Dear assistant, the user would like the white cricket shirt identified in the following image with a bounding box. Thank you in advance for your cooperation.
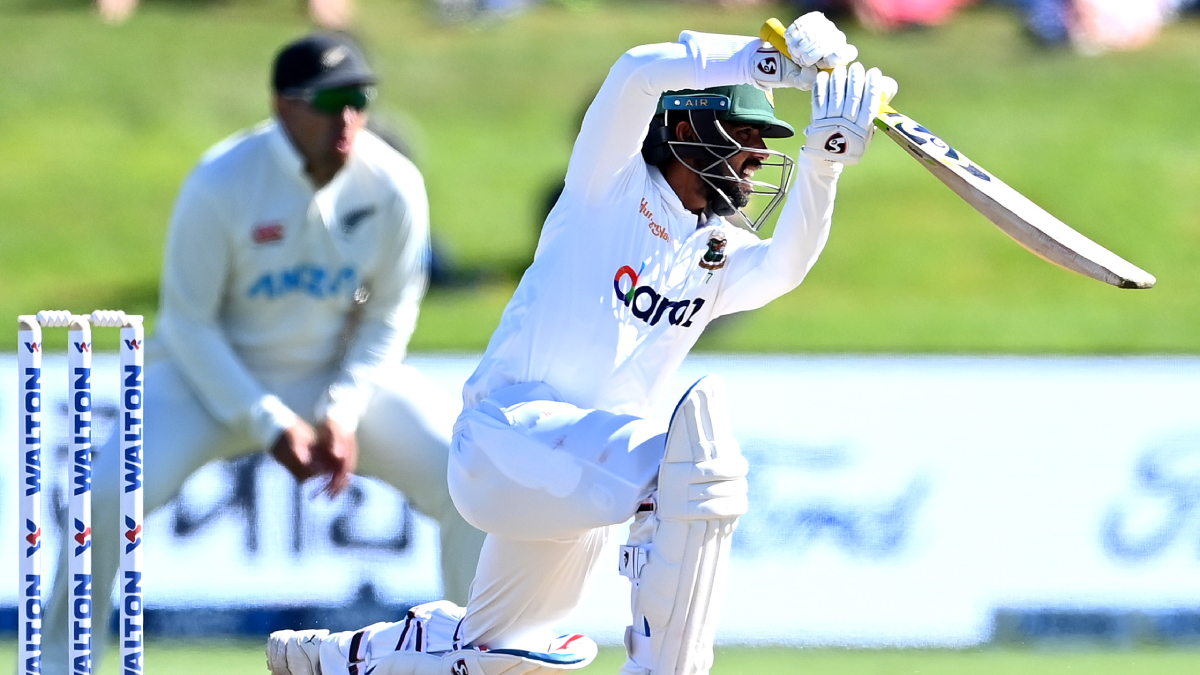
[463,32,844,417]
[157,120,430,444]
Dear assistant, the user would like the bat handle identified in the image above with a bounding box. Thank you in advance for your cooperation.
[759,17,790,52]
[759,18,898,115]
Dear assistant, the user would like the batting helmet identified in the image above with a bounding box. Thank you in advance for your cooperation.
[641,84,795,231]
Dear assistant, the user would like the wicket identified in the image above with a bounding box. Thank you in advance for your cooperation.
[16,310,145,675]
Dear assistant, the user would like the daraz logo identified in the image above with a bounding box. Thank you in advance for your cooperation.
[613,265,705,328]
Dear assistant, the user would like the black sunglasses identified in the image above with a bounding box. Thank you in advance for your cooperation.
[288,85,375,115]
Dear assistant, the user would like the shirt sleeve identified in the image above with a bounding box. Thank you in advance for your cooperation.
[710,153,844,316]
[314,173,430,432]
[156,172,299,447]
[564,31,764,204]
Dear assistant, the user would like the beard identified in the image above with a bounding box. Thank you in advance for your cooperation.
[705,176,752,215]
[704,157,759,215]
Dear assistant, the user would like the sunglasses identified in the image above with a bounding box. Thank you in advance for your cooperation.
[290,85,375,115]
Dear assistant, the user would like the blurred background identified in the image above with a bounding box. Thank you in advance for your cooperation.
[2,0,1200,673]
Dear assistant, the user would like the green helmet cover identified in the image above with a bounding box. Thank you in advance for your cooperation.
[656,84,794,139]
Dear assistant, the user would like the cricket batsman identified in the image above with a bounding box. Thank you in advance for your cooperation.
[267,12,894,675]
[36,32,486,675]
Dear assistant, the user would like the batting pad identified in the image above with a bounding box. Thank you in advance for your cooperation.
[621,376,748,675]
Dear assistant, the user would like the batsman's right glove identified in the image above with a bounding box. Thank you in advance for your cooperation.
[803,62,898,165]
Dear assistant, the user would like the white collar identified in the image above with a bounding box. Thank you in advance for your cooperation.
[265,119,309,186]
[647,163,701,225]
[265,118,362,194]
[646,163,731,232]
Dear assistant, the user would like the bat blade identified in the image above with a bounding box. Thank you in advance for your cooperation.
[759,18,1155,289]
[874,110,1155,289]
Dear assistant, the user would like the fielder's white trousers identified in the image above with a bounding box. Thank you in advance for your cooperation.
[39,356,485,675]
[448,382,667,650]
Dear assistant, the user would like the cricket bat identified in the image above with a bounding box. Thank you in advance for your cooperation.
[761,18,1156,289]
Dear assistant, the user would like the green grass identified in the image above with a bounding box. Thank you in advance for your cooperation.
[1,1,1198,352]
[4,641,1200,674]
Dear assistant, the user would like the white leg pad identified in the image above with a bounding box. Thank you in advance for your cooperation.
[621,376,748,675]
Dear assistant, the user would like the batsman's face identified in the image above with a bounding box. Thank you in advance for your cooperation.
[274,94,368,184]
[715,122,769,205]
[722,123,769,182]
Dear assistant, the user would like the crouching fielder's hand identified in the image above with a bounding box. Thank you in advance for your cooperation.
[312,418,358,498]
[803,63,898,165]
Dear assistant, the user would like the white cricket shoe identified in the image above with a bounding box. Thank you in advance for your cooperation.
[267,629,329,675]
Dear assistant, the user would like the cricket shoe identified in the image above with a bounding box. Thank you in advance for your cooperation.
[267,629,329,675]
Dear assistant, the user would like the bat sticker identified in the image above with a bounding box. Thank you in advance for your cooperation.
[887,115,993,182]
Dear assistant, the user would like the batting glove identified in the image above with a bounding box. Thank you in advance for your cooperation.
[749,46,818,91]
[803,63,898,165]
[785,12,859,72]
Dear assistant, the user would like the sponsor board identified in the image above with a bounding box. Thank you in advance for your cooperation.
[2,355,1200,646]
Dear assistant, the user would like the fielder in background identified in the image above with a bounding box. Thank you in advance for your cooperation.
[38,32,486,675]
[268,12,893,675]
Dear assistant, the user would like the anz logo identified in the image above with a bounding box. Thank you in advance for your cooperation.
[248,264,358,300]
[613,265,705,328]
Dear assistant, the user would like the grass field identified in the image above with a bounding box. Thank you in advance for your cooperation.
[4,641,1200,675]
[1,0,1197,353]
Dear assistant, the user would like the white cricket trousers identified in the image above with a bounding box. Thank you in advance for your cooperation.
[448,382,667,650]
[39,355,486,675]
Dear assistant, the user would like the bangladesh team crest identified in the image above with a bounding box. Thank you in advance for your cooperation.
[698,234,727,270]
